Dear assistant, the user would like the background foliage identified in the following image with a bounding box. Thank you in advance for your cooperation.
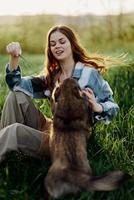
[0,13,134,200]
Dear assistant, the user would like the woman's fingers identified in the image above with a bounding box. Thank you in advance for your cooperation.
[83,90,93,101]
[82,88,102,112]
[84,87,93,94]
[6,42,22,57]
[83,88,94,98]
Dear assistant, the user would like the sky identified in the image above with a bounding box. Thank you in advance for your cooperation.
[0,0,134,16]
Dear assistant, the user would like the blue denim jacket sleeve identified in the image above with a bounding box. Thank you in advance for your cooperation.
[5,64,48,98]
[73,63,119,123]
[87,68,119,123]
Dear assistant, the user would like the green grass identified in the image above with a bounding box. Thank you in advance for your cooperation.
[0,54,134,200]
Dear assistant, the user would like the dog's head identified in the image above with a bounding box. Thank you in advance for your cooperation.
[51,78,92,131]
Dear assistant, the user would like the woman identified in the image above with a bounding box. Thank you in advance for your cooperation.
[0,25,119,162]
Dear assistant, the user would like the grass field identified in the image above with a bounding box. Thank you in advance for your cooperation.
[0,54,134,200]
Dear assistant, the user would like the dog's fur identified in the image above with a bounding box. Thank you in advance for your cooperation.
[44,78,131,199]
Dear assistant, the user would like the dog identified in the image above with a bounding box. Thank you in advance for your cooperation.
[44,78,131,199]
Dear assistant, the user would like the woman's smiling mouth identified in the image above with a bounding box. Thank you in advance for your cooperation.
[55,50,64,55]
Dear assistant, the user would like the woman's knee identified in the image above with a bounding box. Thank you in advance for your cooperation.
[6,91,16,103]
[6,122,22,131]
[5,123,27,138]
[6,91,31,105]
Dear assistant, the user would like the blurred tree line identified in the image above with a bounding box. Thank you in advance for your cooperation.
[0,13,134,54]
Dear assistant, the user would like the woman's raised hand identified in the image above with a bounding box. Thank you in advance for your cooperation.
[6,42,22,57]
[6,42,22,70]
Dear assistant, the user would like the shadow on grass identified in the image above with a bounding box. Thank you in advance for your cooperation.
[0,152,50,200]
[0,133,133,200]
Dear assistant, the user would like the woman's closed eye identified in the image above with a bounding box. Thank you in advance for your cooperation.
[50,39,66,47]
[59,39,66,44]
[50,41,56,47]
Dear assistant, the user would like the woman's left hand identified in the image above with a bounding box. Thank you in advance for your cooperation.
[82,88,103,113]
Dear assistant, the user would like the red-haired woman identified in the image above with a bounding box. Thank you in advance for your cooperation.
[0,25,119,162]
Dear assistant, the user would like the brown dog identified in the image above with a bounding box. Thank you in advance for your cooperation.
[44,78,131,199]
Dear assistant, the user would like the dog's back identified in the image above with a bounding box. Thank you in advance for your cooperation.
[45,78,131,199]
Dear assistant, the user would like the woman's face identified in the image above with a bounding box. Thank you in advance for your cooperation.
[49,31,73,61]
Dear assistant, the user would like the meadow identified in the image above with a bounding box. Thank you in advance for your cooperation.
[0,13,134,200]
[0,51,133,200]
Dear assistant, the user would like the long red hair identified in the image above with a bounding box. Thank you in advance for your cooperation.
[44,25,107,90]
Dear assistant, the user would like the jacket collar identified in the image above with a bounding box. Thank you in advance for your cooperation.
[73,62,85,78]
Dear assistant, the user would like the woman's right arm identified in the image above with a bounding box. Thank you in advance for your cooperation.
[6,42,21,70]
[6,42,49,99]
[6,42,23,89]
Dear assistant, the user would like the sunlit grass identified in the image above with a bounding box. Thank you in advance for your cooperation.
[0,54,134,200]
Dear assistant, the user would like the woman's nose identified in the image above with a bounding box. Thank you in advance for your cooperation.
[55,42,61,48]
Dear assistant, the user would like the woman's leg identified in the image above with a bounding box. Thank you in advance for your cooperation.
[0,122,50,163]
[0,91,46,130]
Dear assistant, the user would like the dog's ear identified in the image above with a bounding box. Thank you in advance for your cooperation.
[51,86,61,114]
[52,86,61,103]
[73,85,82,99]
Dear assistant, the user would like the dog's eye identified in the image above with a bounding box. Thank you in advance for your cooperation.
[73,85,81,92]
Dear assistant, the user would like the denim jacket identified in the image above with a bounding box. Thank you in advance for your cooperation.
[5,62,119,124]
